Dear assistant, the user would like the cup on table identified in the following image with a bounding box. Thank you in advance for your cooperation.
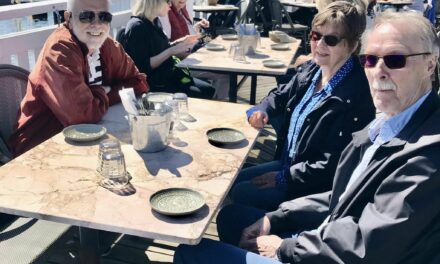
[164,99,180,138]
[173,93,193,122]
[228,42,240,58]
[97,139,129,189]
[233,45,247,63]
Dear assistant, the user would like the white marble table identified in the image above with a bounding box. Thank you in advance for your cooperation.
[178,37,301,104]
[0,99,259,261]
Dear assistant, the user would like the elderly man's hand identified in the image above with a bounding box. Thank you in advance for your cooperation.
[239,216,271,251]
[255,235,283,259]
[251,171,278,189]
[249,111,268,129]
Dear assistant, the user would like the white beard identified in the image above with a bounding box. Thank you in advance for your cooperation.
[71,21,109,52]
[372,79,397,91]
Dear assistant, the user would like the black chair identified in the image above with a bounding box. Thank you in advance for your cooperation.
[268,0,309,53]
[0,64,29,164]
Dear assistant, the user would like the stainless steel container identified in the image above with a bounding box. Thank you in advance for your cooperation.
[129,105,172,153]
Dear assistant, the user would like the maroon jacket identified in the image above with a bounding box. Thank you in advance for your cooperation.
[9,23,149,156]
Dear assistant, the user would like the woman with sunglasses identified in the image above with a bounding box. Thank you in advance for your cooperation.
[227,1,376,211]
[120,0,215,99]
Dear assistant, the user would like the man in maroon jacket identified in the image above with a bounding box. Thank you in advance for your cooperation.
[9,0,149,156]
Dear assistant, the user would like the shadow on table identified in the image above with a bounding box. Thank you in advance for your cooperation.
[151,204,210,223]
[138,146,193,178]
[208,139,249,149]
[247,53,270,59]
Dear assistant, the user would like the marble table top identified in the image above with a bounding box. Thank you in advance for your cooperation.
[178,37,301,76]
[0,98,259,245]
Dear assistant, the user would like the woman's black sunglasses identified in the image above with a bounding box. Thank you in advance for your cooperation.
[309,31,343,47]
[359,53,431,69]
[78,11,113,24]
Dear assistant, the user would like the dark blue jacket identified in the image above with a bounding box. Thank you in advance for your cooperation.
[253,58,375,199]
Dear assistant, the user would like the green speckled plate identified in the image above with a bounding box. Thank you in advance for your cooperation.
[205,43,225,51]
[63,124,107,142]
[263,59,285,68]
[221,34,238,40]
[150,188,205,216]
[206,128,245,145]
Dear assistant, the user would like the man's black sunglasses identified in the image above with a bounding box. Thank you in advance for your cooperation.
[78,11,113,24]
[359,53,431,69]
[309,31,344,47]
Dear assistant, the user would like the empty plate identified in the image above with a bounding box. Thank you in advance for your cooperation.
[63,124,107,142]
[271,43,290,51]
[221,34,238,40]
[206,128,245,145]
[263,59,285,68]
[150,188,205,216]
[205,43,225,51]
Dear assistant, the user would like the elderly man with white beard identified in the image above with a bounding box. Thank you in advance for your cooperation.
[173,11,440,264]
[8,0,149,157]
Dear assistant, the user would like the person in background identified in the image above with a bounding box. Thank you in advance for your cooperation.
[8,0,149,157]
[159,0,231,100]
[159,0,208,41]
[120,0,215,99]
[174,11,440,264]
[228,1,375,211]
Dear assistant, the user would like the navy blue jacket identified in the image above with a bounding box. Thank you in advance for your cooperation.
[254,58,375,199]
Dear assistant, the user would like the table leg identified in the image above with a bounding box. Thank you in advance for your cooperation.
[79,227,101,264]
[229,73,238,103]
[250,75,257,105]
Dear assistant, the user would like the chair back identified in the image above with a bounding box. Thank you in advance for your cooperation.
[0,64,29,162]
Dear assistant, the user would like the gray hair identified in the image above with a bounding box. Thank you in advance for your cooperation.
[67,0,111,12]
[132,0,164,20]
[361,12,439,57]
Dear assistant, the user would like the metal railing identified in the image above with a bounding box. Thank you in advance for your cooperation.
[0,0,131,70]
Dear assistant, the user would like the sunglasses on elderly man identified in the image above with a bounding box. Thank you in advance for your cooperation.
[359,53,431,69]
[77,11,113,24]
[309,31,344,47]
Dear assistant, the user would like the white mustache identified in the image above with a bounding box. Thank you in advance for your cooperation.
[372,79,397,91]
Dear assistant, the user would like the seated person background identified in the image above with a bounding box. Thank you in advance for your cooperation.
[158,0,231,100]
[8,0,149,157]
[120,0,215,99]
[230,1,375,211]
[174,11,440,264]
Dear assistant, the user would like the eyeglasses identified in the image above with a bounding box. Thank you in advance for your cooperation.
[77,11,113,24]
[309,31,344,47]
[359,53,431,69]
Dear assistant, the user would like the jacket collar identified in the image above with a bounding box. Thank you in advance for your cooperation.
[295,56,366,104]
[352,89,440,148]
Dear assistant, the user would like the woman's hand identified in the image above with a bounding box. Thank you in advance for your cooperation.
[173,34,200,46]
[249,111,269,129]
[171,41,194,56]
[194,19,209,32]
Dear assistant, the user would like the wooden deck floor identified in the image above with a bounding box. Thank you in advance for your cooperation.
[3,76,278,264]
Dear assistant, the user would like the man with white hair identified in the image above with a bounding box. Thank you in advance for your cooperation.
[9,0,149,156]
[173,11,440,264]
